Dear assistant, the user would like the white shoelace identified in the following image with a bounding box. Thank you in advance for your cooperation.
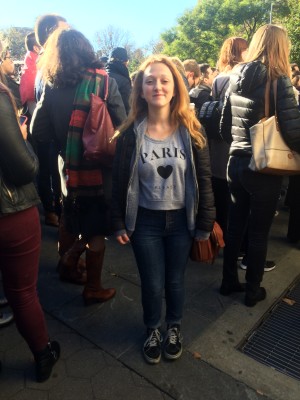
[146,329,161,347]
[167,328,179,344]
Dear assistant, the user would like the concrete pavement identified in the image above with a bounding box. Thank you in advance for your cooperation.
[0,199,299,400]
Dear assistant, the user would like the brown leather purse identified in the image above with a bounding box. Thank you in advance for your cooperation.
[190,221,225,264]
[82,73,116,168]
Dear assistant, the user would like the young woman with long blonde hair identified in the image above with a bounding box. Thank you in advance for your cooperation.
[219,25,300,306]
[111,55,215,364]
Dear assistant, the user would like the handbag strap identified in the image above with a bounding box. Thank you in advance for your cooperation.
[95,74,109,102]
[264,78,278,118]
[264,79,271,117]
[214,78,228,101]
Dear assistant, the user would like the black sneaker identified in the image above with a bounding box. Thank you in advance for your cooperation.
[164,325,183,360]
[143,328,162,364]
[240,260,276,272]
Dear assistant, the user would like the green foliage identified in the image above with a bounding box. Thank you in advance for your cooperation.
[0,27,31,61]
[284,0,300,66]
[161,0,292,66]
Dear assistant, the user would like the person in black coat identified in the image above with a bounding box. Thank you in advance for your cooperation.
[189,63,214,118]
[106,47,131,114]
[219,24,300,307]
[31,29,126,304]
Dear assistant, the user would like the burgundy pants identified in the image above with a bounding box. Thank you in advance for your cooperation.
[0,206,48,353]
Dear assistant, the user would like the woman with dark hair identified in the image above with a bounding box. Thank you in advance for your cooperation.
[0,42,60,382]
[111,55,215,364]
[31,28,126,305]
[219,25,300,306]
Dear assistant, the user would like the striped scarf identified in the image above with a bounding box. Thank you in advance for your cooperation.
[65,68,107,197]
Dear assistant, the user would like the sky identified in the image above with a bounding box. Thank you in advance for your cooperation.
[1,0,197,49]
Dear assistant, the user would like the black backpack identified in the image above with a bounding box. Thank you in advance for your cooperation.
[199,78,229,140]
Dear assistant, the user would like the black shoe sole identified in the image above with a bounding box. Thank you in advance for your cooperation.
[143,352,161,364]
[164,347,183,360]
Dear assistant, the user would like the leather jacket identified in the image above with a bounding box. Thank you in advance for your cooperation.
[0,89,40,215]
[220,61,300,157]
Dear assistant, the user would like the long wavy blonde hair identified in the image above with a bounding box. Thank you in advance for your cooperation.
[118,54,206,148]
[245,24,291,80]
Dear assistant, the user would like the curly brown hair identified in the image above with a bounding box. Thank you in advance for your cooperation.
[37,29,103,88]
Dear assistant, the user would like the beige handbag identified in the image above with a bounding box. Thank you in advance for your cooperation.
[249,79,300,175]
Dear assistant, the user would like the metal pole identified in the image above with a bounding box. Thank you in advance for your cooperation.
[270,2,273,24]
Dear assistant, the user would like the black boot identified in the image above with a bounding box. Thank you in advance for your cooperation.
[245,283,266,307]
[34,341,60,382]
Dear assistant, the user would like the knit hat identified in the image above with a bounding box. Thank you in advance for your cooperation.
[110,47,129,62]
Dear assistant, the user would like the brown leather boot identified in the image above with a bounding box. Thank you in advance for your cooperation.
[45,212,59,227]
[58,238,87,285]
[82,248,116,306]
[57,217,77,257]
[57,216,86,284]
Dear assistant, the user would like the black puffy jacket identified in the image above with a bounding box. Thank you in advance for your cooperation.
[0,90,40,215]
[220,61,300,156]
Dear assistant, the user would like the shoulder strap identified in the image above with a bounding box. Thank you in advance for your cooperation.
[215,78,229,101]
[103,75,109,101]
[273,79,277,114]
[264,79,271,118]
[94,70,109,101]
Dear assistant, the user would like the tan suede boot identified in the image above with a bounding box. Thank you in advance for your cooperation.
[82,248,116,306]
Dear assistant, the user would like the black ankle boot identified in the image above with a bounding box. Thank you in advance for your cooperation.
[34,341,60,382]
[245,284,266,307]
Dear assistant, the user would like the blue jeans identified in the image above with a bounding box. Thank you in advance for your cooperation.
[131,207,192,329]
[223,156,283,286]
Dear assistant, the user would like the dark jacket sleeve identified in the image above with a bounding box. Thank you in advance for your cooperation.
[107,78,127,128]
[0,92,38,185]
[193,140,216,232]
[30,86,54,144]
[116,78,131,115]
[276,76,300,153]
[220,93,233,144]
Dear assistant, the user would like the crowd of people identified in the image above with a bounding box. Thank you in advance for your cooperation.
[1,13,300,379]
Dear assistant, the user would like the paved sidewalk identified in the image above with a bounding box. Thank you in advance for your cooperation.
[0,203,299,400]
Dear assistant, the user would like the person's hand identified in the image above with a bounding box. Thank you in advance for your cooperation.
[20,123,28,140]
[116,233,130,245]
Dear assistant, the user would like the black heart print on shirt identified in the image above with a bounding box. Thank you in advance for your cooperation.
[157,165,173,179]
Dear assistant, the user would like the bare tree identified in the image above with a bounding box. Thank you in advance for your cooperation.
[94,25,133,58]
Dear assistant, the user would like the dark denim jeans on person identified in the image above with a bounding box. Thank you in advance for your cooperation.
[131,207,193,330]
[223,156,283,287]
